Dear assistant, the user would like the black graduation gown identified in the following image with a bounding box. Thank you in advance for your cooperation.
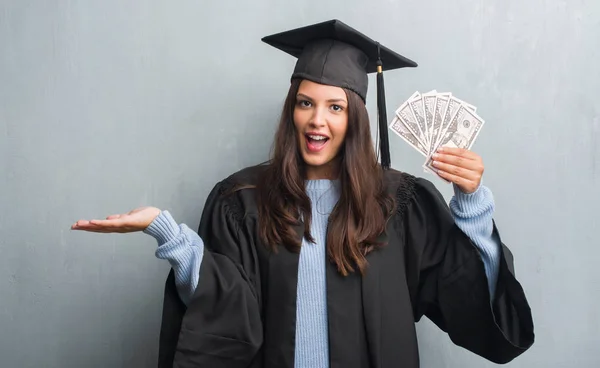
[156,164,534,368]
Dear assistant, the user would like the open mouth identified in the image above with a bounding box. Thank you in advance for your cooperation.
[305,134,330,152]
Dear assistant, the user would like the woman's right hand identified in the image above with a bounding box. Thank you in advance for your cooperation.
[71,206,161,233]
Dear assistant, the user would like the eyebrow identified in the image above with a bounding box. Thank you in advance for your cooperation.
[296,93,347,104]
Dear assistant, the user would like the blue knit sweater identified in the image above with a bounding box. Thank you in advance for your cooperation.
[144,180,500,368]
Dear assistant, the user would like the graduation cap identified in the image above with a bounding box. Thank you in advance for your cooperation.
[262,19,418,169]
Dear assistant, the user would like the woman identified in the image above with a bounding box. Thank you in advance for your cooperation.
[73,20,533,368]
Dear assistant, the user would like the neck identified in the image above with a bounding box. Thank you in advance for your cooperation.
[305,162,340,180]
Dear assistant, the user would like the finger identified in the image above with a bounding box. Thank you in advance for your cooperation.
[74,219,117,226]
[436,169,478,189]
[437,147,479,160]
[72,220,94,228]
[71,221,130,233]
[106,214,122,220]
[432,153,482,172]
[432,160,480,181]
[73,227,118,233]
[89,218,126,228]
[71,221,111,232]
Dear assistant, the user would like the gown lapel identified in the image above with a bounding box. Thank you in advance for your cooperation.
[360,246,383,368]
[325,221,371,368]
[261,222,302,367]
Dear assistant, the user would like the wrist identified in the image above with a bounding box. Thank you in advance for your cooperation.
[143,210,181,245]
[453,181,483,199]
[451,183,493,217]
[145,207,162,229]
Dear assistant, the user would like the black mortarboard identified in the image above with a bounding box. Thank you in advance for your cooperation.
[262,19,418,169]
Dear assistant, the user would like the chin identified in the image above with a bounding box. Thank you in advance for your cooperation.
[304,158,331,168]
[300,149,333,166]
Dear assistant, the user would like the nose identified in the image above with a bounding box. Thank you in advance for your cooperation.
[309,106,326,128]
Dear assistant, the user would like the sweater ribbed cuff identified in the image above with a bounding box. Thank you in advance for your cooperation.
[143,210,181,246]
[450,183,493,218]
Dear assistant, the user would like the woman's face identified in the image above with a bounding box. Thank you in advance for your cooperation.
[293,80,349,179]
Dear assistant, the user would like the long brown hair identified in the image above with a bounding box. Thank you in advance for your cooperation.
[256,78,395,276]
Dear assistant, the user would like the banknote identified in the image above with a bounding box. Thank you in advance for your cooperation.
[431,93,450,153]
[422,93,436,148]
[408,95,429,148]
[423,104,485,173]
[388,90,485,182]
[395,93,427,147]
[388,116,428,157]
[435,97,461,150]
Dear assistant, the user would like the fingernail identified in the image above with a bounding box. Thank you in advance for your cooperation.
[432,160,438,166]
[437,147,445,152]
[432,153,439,159]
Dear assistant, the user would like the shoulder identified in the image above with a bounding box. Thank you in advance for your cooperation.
[382,168,440,200]
[204,163,267,219]
[382,168,417,198]
[214,163,269,194]
[382,168,447,218]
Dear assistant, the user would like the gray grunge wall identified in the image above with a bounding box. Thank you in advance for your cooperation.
[1,1,598,367]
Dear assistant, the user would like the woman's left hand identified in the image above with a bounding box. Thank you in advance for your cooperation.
[431,147,484,194]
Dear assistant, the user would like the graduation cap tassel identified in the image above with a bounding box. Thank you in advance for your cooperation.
[376,43,391,170]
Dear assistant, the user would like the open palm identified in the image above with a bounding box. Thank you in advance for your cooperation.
[71,206,161,233]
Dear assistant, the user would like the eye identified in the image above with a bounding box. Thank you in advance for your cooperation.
[297,100,312,108]
[331,104,344,112]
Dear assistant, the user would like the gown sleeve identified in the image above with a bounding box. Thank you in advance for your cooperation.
[157,179,263,368]
[403,177,534,364]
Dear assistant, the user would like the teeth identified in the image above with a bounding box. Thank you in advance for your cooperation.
[308,135,327,141]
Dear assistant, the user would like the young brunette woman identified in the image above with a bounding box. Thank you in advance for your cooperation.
[73,20,533,368]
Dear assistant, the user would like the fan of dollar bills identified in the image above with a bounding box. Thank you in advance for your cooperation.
[388,90,485,180]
